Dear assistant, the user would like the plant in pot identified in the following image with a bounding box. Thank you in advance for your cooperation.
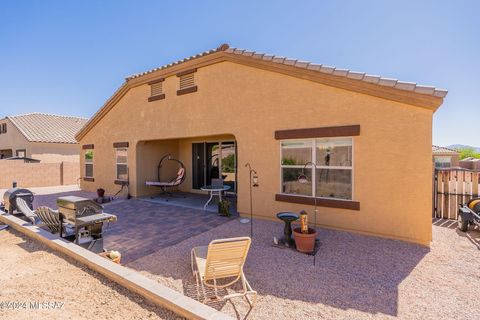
[293,210,317,253]
[218,199,231,217]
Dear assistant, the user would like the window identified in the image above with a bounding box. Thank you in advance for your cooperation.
[148,78,165,101]
[84,149,94,178]
[434,156,452,168]
[281,137,353,200]
[115,148,128,180]
[16,149,26,158]
[0,123,6,134]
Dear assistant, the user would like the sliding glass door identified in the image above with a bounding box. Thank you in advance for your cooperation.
[192,141,236,192]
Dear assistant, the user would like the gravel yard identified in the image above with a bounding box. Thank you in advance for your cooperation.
[128,218,480,320]
[2,185,480,320]
[0,229,182,320]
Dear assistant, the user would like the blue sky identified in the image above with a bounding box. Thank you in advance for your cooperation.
[0,1,478,146]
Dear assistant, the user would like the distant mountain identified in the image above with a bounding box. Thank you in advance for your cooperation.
[448,144,480,152]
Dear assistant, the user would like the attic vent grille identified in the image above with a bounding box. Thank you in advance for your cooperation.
[151,82,163,96]
[179,73,195,90]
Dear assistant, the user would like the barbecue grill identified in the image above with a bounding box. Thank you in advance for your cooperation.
[3,187,34,214]
[57,196,117,253]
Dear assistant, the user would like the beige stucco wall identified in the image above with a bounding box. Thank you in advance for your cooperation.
[79,61,434,245]
[0,119,28,158]
[29,142,80,163]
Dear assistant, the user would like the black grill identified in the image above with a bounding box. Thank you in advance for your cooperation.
[3,188,34,214]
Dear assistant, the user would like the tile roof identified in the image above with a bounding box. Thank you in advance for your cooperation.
[432,145,458,154]
[126,44,448,98]
[6,113,88,144]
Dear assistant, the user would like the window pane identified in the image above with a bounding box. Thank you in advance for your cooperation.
[221,142,236,191]
[116,148,127,164]
[316,169,352,200]
[85,150,93,163]
[281,140,312,165]
[85,163,93,177]
[282,168,312,196]
[316,138,352,167]
[117,164,128,180]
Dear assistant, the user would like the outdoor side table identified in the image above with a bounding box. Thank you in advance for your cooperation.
[276,212,299,247]
[200,185,231,210]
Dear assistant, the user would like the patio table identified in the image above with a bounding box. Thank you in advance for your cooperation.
[200,185,231,210]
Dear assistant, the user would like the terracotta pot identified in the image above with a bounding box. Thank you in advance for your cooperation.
[293,227,317,253]
[97,188,105,198]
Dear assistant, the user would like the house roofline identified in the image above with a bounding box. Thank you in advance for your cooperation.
[76,44,447,141]
[4,113,86,144]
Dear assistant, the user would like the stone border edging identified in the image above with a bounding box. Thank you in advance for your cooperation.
[0,212,232,320]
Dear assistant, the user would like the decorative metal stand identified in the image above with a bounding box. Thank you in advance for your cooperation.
[244,163,259,239]
[297,161,320,266]
[272,161,322,266]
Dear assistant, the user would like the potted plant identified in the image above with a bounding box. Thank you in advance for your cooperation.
[218,199,231,217]
[293,210,317,253]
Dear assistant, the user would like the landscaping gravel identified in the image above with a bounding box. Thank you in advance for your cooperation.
[0,229,182,320]
[129,218,480,320]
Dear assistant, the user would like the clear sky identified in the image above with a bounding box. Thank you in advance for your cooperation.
[0,0,478,146]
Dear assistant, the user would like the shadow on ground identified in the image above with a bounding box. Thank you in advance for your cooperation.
[129,217,429,317]
[31,190,430,318]
[433,217,480,249]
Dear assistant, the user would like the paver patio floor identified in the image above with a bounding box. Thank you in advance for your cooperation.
[33,191,237,264]
[102,199,236,264]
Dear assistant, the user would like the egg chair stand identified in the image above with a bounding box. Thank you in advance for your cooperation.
[145,154,186,198]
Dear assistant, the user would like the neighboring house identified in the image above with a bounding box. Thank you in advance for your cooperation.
[432,145,460,168]
[76,44,447,246]
[0,113,88,163]
[459,157,480,170]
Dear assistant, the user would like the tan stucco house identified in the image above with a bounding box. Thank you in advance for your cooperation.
[432,145,460,168]
[0,113,87,162]
[76,44,447,246]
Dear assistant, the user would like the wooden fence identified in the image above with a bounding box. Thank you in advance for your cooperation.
[433,168,480,219]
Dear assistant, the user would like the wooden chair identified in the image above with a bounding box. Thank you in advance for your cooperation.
[191,237,256,306]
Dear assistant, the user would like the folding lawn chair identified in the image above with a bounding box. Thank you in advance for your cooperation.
[191,237,256,306]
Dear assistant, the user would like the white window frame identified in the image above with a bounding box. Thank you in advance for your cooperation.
[280,137,354,201]
[115,147,128,181]
[84,149,94,178]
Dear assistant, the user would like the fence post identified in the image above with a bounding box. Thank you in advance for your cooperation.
[60,162,64,186]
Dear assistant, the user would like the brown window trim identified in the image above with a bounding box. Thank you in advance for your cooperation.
[177,86,198,96]
[114,180,129,186]
[113,142,129,148]
[147,78,165,85]
[82,144,94,150]
[275,194,360,211]
[275,125,360,140]
[83,177,95,182]
[176,68,197,77]
[148,94,165,102]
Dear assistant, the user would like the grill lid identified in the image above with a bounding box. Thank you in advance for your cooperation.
[57,196,103,211]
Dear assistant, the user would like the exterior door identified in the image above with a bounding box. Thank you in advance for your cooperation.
[192,143,205,189]
[191,141,236,192]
